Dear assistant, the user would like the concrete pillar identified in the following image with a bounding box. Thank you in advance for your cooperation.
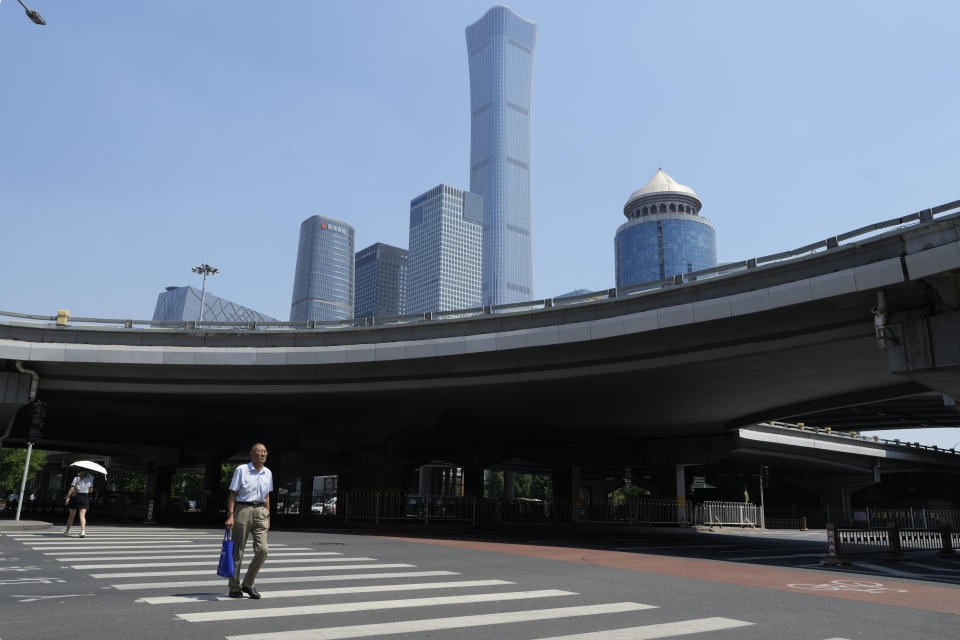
[676,464,688,524]
[144,464,175,523]
[418,465,433,496]
[463,465,483,499]
[298,475,313,519]
[503,470,516,500]
[552,466,581,523]
[200,458,222,516]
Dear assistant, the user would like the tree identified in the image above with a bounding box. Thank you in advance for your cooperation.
[0,447,47,494]
[170,472,204,499]
[483,470,503,497]
[107,470,146,493]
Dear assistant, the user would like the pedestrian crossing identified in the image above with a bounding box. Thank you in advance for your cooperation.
[5,527,758,639]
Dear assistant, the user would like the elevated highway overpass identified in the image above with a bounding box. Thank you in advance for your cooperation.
[1,200,959,497]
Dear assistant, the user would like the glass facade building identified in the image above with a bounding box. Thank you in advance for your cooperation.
[289,215,356,321]
[354,242,408,319]
[615,169,717,288]
[152,286,277,323]
[407,184,483,314]
[466,6,537,306]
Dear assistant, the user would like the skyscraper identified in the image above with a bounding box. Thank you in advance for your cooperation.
[289,215,356,322]
[407,184,483,314]
[466,5,537,306]
[615,169,717,288]
[152,286,277,323]
[354,242,408,319]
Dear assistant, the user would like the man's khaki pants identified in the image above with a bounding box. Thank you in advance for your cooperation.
[229,504,269,590]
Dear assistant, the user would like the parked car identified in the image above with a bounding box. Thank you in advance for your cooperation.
[324,496,337,515]
[311,502,324,513]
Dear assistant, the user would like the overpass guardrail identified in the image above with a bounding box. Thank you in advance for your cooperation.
[2,199,958,333]
[754,421,960,457]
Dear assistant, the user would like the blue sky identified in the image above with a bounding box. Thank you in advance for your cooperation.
[2,2,958,444]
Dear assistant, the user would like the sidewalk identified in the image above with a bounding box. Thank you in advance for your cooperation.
[0,518,53,531]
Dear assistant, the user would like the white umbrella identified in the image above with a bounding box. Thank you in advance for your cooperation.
[69,460,108,476]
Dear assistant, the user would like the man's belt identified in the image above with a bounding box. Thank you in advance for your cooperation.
[237,501,265,506]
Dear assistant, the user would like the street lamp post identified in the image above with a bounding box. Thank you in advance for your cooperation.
[191,264,219,322]
[15,0,47,25]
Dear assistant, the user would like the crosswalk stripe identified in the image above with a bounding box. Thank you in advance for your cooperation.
[29,543,293,551]
[136,579,515,604]
[110,570,458,590]
[71,557,360,569]
[54,551,335,562]
[92,563,412,579]
[529,617,754,639]
[224,602,657,640]
[45,547,310,556]
[27,544,225,550]
[177,589,576,622]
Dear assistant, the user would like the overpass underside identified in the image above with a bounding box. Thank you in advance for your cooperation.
[2,207,959,494]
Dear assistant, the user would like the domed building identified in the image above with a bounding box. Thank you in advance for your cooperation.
[614,169,717,288]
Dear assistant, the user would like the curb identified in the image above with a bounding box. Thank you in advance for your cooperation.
[0,520,53,532]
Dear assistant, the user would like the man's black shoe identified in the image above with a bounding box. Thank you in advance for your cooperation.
[241,586,261,599]
[228,590,242,598]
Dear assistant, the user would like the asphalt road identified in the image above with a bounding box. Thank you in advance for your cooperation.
[0,524,957,639]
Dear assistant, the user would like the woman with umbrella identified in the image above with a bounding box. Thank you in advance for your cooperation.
[64,461,106,537]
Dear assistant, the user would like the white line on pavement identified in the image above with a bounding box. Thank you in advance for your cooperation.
[727,553,823,561]
[852,562,929,579]
[178,589,577,622]
[530,617,755,639]
[54,551,333,562]
[224,603,657,640]
[44,546,306,556]
[136,579,515,604]
[110,570,458,590]
[71,557,360,569]
[92,563,411,579]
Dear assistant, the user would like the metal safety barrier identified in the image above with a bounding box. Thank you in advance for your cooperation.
[822,522,958,565]
[693,501,760,527]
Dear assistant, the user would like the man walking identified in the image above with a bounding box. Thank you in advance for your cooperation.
[225,443,272,599]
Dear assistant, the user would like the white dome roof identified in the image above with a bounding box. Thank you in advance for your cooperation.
[626,169,700,206]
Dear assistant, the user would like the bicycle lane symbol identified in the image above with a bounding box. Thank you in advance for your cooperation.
[788,579,908,594]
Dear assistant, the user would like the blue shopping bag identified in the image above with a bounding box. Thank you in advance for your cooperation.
[216,527,234,578]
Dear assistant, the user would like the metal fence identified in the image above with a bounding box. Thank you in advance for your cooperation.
[332,493,760,527]
[693,501,760,527]
[826,523,959,562]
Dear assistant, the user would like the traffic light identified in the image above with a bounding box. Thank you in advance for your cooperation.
[27,401,46,442]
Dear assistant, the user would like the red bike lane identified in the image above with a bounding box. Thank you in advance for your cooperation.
[385,536,960,615]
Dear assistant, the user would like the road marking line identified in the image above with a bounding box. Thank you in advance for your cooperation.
[728,553,823,560]
[136,579,514,604]
[27,544,225,550]
[93,563,412,579]
[901,562,960,573]
[224,602,657,640]
[71,557,361,569]
[178,589,574,622]
[110,570,458,590]
[44,546,309,556]
[530,616,755,639]
[54,551,332,562]
[852,562,927,579]
[29,543,291,551]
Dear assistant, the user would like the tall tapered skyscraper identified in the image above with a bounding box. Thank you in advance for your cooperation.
[466,5,537,306]
[289,215,356,322]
